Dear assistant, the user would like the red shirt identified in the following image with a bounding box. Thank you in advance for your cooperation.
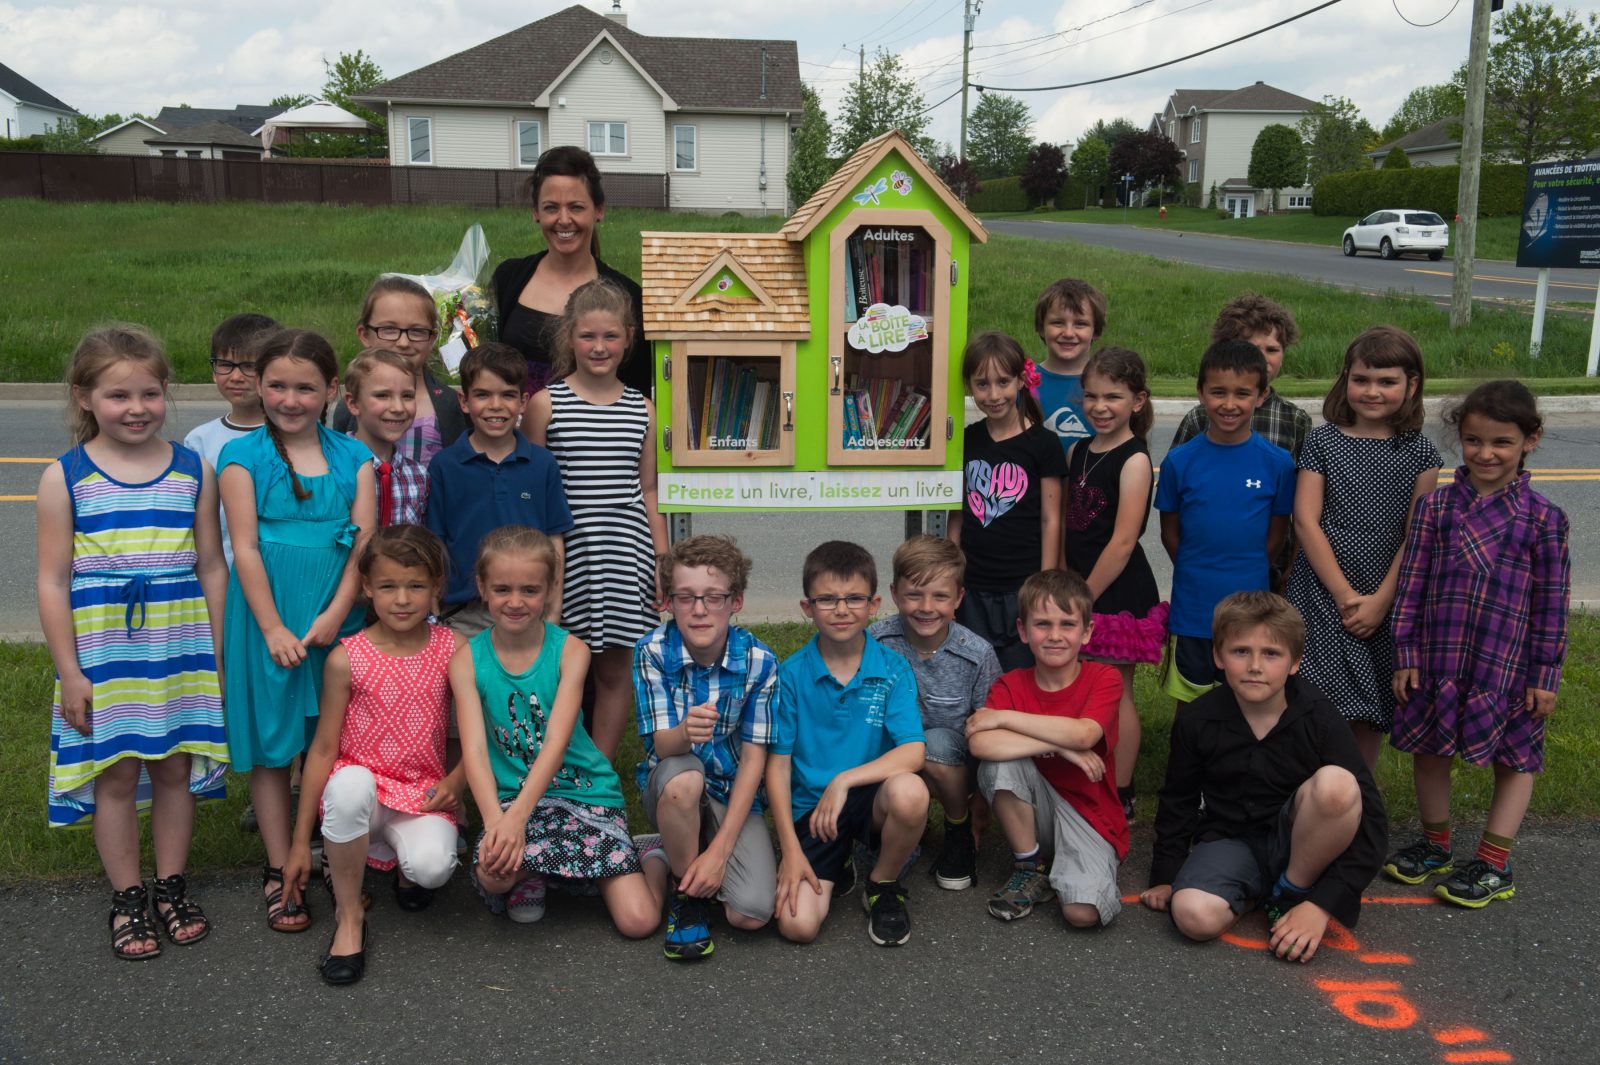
[987,663,1128,859]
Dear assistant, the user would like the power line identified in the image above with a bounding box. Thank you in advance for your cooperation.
[973,0,1347,93]
[971,0,1218,73]
[971,0,1163,52]
[1392,0,1463,28]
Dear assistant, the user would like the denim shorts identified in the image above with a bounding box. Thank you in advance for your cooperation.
[923,725,969,767]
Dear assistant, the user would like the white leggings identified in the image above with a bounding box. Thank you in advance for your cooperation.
[321,765,458,889]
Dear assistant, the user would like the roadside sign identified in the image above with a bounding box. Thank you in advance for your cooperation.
[1516,157,1600,374]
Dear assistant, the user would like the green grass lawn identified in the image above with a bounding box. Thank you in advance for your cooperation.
[2,198,1590,387]
[4,614,1595,883]
[991,204,1524,263]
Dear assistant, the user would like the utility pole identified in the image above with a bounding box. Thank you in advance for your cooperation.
[959,1,981,158]
[1451,0,1495,329]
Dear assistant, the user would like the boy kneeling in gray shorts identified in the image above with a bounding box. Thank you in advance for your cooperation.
[634,536,779,962]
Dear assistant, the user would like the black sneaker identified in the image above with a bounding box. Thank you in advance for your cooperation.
[1383,838,1454,885]
[1261,887,1308,927]
[932,820,976,891]
[663,891,715,961]
[1435,859,1515,909]
[831,853,857,898]
[863,879,911,946]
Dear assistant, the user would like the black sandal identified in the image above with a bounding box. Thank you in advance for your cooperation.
[150,873,210,945]
[109,883,162,961]
[320,851,373,910]
[262,863,311,933]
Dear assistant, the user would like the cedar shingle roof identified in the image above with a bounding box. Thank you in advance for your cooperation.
[641,233,809,337]
[0,61,76,114]
[354,5,801,112]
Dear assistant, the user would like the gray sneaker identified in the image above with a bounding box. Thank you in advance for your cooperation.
[987,859,1054,921]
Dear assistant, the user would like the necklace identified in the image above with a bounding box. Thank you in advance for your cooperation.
[1076,441,1117,489]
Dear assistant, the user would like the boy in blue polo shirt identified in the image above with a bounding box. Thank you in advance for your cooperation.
[635,535,779,962]
[769,541,928,947]
[426,342,574,635]
[1155,339,1296,710]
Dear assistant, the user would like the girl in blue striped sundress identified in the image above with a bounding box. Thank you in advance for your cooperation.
[525,279,666,760]
[38,326,230,961]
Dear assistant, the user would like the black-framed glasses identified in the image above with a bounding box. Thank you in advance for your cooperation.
[367,325,439,342]
[806,594,872,611]
[209,358,257,376]
[669,591,734,610]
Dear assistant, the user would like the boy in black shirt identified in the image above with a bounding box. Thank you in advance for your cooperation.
[1141,592,1386,962]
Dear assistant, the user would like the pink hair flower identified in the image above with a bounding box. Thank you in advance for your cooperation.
[1022,359,1042,398]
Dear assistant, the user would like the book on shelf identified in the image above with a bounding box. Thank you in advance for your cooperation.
[840,372,931,449]
[686,358,781,451]
[843,228,934,314]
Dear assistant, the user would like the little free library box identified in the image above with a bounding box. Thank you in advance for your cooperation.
[642,130,988,513]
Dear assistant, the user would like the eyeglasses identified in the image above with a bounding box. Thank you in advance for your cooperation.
[806,594,873,611]
[366,325,439,343]
[209,358,257,376]
[668,591,734,610]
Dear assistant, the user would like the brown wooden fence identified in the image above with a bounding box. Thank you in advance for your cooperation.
[0,152,669,209]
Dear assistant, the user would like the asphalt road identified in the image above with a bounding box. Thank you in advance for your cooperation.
[983,219,1600,307]
[6,398,1594,636]
[2,823,1596,1064]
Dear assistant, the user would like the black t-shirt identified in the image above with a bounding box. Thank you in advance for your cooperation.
[959,420,1068,592]
[490,251,651,396]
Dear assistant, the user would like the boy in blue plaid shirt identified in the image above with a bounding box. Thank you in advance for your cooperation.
[634,535,778,961]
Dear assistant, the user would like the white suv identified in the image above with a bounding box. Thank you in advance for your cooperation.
[1342,209,1449,261]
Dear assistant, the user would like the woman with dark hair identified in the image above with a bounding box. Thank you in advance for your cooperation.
[490,145,651,396]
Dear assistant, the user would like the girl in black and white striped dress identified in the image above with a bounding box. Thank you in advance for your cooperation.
[526,280,667,760]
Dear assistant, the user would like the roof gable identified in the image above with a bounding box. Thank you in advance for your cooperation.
[0,61,76,114]
[90,117,174,141]
[642,232,809,338]
[780,131,987,244]
[1370,116,1463,156]
[356,4,800,112]
[533,29,677,109]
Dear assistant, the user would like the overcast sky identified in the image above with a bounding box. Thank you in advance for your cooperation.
[2,0,1569,145]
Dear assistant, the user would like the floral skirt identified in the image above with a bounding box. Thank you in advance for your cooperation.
[471,795,641,910]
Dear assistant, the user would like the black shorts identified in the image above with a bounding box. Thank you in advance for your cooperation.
[957,588,1033,672]
[793,783,882,884]
[1170,800,1295,915]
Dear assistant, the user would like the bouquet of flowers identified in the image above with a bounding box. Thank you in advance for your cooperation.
[385,223,496,381]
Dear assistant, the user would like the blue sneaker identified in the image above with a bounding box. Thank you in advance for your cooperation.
[664,891,714,961]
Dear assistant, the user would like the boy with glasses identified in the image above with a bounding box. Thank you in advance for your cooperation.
[769,541,929,947]
[633,536,779,961]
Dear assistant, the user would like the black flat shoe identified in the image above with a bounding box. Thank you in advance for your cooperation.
[318,921,368,987]
[393,871,434,912]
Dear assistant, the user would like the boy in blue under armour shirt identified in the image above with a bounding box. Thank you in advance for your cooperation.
[1155,340,1296,710]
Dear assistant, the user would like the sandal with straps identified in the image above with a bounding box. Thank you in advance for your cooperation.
[262,863,312,934]
[150,873,210,945]
[109,883,162,961]
[319,850,373,911]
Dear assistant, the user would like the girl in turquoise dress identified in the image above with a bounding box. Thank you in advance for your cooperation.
[219,329,375,934]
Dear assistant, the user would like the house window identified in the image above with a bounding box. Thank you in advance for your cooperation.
[186,149,203,159]
[673,124,697,170]
[1191,118,1201,143]
[159,149,177,157]
[588,121,627,156]
[1188,159,1199,182]
[1286,194,1313,208]
[516,120,542,167]
[407,117,432,165]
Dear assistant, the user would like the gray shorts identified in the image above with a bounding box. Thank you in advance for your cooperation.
[642,754,776,923]
[1170,800,1294,916]
[442,599,493,638]
[923,725,969,768]
[978,758,1122,925]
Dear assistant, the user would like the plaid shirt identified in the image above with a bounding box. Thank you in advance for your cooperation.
[1392,467,1570,696]
[376,451,429,527]
[633,621,779,809]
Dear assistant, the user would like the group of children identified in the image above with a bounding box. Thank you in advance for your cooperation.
[40,266,1570,981]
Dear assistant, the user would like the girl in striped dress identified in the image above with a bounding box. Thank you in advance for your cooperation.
[526,279,666,759]
[39,326,230,960]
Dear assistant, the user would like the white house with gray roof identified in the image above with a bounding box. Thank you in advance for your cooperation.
[352,3,802,214]
[1151,81,1319,216]
[0,61,78,139]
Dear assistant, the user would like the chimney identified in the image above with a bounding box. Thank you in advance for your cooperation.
[609,1,627,27]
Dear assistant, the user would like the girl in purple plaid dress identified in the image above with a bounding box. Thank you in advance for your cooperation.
[1383,381,1569,909]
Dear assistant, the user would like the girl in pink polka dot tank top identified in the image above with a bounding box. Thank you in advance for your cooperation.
[284,525,465,986]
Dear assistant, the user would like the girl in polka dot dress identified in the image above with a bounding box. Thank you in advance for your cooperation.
[283,525,465,986]
[1285,326,1440,769]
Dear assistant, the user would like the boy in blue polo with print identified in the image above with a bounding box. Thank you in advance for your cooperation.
[635,535,778,962]
[426,342,573,636]
[770,541,929,947]
[1156,339,1296,710]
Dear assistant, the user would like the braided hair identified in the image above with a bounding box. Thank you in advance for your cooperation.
[255,329,339,502]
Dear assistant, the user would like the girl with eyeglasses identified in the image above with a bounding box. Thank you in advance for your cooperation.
[332,275,467,466]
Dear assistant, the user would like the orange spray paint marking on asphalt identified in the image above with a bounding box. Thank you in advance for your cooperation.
[1313,980,1419,1029]
[1357,953,1414,965]
[1435,1028,1490,1045]
[1441,1053,1512,1064]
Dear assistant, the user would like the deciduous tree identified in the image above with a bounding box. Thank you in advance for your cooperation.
[1107,130,1183,200]
[1019,142,1067,207]
[788,84,834,206]
[1297,95,1378,182]
[966,92,1032,179]
[1379,83,1464,144]
[1069,136,1110,207]
[1248,124,1307,213]
[833,49,934,159]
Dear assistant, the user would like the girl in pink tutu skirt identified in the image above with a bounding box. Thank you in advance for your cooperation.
[1062,347,1169,820]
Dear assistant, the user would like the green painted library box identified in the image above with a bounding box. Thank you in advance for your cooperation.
[642,130,988,513]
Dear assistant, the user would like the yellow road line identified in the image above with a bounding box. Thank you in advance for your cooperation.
[1404,267,1598,292]
[0,458,52,464]
[0,495,37,501]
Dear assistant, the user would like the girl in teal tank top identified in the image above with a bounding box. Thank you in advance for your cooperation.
[454,527,667,934]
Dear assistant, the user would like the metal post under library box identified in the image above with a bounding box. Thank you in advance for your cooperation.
[643,130,989,522]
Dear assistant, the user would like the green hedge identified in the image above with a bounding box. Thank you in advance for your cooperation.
[969,173,1090,212]
[1312,163,1526,219]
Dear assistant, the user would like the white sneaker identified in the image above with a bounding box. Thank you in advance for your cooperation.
[507,875,547,924]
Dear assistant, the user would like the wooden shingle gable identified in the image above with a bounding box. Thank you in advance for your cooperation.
[641,233,809,339]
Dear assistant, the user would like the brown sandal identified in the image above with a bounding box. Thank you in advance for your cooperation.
[151,873,210,945]
[262,863,311,933]
[109,884,162,960]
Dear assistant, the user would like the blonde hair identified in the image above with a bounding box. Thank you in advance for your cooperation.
[1211,591,1306,660]
[66,325,171,444]
[474,525,560,586]
[551,279,635,381]
[891,534,965,589]
[344,348,416,399]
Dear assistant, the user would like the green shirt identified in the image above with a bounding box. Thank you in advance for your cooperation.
[472,623,624,809]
